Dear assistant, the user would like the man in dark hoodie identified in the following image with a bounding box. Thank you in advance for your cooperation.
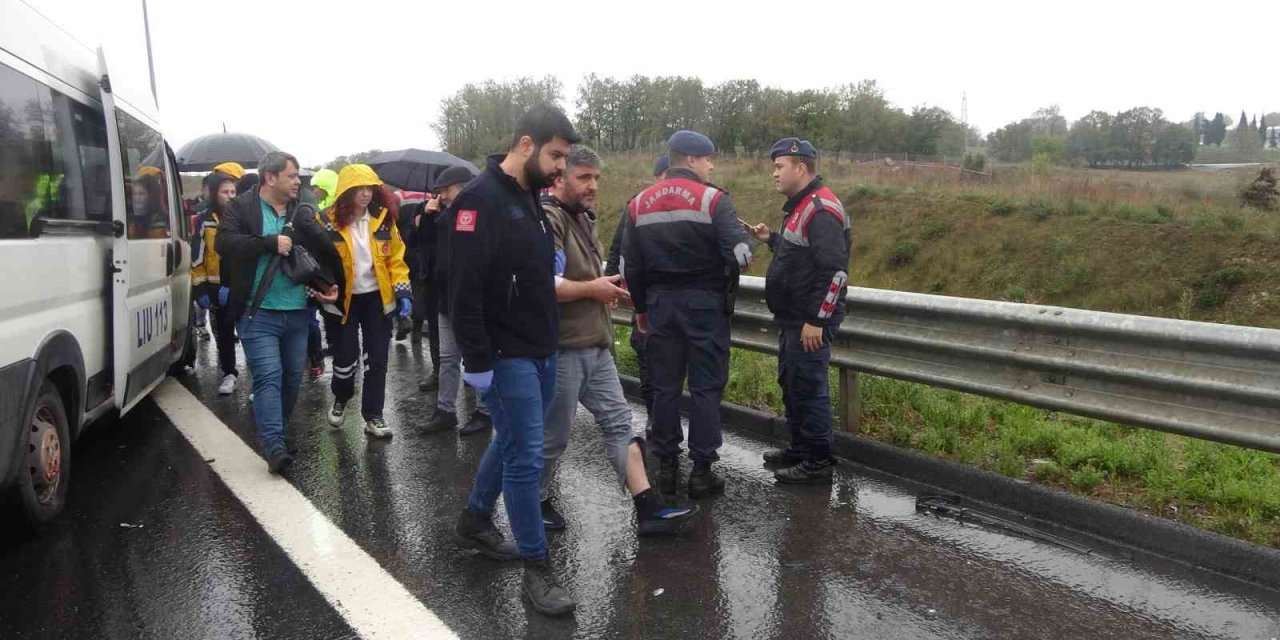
[448,104,579,617]
[216,151,339,474]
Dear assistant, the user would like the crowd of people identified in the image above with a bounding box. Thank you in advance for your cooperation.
[184,104,851,617]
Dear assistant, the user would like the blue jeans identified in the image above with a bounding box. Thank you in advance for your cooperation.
[237,309,311,456]
[466,355,557,560]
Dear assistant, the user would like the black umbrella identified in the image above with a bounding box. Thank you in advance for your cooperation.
[175,132,280,171]
[366,148,479,191]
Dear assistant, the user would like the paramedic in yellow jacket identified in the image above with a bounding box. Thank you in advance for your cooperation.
[191,172,241,394]
[319,164,412,438]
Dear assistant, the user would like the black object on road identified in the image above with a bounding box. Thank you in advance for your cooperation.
[916,493,1094,555]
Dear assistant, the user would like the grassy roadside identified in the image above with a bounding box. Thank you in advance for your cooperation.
[596,154,1280,546]
[614,325,1280,547]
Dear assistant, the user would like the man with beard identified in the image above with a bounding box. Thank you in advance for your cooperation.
[539,145,698,536]
[449,104,580,616]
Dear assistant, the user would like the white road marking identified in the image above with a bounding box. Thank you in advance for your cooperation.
[151,380,457,640]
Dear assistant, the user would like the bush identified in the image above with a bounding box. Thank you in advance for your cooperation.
[921,219,953,240]
[1070,465,1106,492]
[1213,266,1246,288]
[888,240,920,267]
[990,199,1017,216]
[1195,288,1221,309]
[1025,199,1054,221]
[962,152,987,173]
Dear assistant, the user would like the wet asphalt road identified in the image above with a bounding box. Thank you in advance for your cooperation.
[4,333,1280,639]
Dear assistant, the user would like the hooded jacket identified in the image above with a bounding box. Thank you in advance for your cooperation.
[316,164,412,323]
[190,209,223,293]
[311,168,339,210]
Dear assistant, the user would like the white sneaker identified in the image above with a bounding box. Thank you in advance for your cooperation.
[364,417,393,439]
[217,374,237,395]
[327,399,347,427]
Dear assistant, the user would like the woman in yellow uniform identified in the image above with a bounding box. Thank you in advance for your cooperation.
[317,164,412,438]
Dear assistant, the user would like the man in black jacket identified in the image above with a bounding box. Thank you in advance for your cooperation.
[449,104,579,617]
[748,138,851,484]
[216,151,339,474]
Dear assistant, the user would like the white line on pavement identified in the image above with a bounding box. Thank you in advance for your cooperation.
[151,380,457,640]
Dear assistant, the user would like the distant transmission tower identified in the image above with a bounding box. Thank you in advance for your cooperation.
[961,92,969,156]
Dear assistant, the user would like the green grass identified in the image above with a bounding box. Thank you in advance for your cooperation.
[599,155,1280,548]
[612,322,1280,547]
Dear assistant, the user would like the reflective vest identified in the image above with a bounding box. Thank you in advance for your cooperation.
[780,185,848,247]
[191,212,222,286]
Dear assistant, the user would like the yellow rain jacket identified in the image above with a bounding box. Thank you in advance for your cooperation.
[312,168,338,210]
[190,211,222,289]
[318,164,411,323]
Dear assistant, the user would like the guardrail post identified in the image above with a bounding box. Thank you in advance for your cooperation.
[838,368,861,434]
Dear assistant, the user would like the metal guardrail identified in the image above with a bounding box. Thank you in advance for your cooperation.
[613,275,1280,454]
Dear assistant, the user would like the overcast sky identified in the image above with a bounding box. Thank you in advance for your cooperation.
[47,0,1276,167]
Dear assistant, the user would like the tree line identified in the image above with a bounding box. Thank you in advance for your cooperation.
[428,75,1274,169]
[432,75,975,161]
[986,105,1199,168]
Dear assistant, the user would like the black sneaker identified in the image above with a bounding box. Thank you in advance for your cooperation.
[762,447,807,465]
[394,318,411,341]
[422,409,458,433]
[453,509,518,561]
[688,462,725,499]
[327,398,347,427]
[541,499,566,531]
[458,411,492,436]
[774,459,835,485]
[657,458,679,495]
[522,557,576,616]
[418,372,439,392]
[636,490,699,536]
[267,450,294,475]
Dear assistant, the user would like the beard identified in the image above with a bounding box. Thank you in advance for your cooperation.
[524,150,559,191]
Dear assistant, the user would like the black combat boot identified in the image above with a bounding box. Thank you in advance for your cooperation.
[688,461,725,499]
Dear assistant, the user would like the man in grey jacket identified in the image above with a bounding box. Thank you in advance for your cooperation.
[540,145,698,536]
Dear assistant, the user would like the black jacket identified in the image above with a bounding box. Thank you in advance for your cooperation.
[621,168,751,313]
[397,201,424,281]
[214,186,337,320]
[448,155,559,373]
[604,206,626,277]
[764,177,851,327]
